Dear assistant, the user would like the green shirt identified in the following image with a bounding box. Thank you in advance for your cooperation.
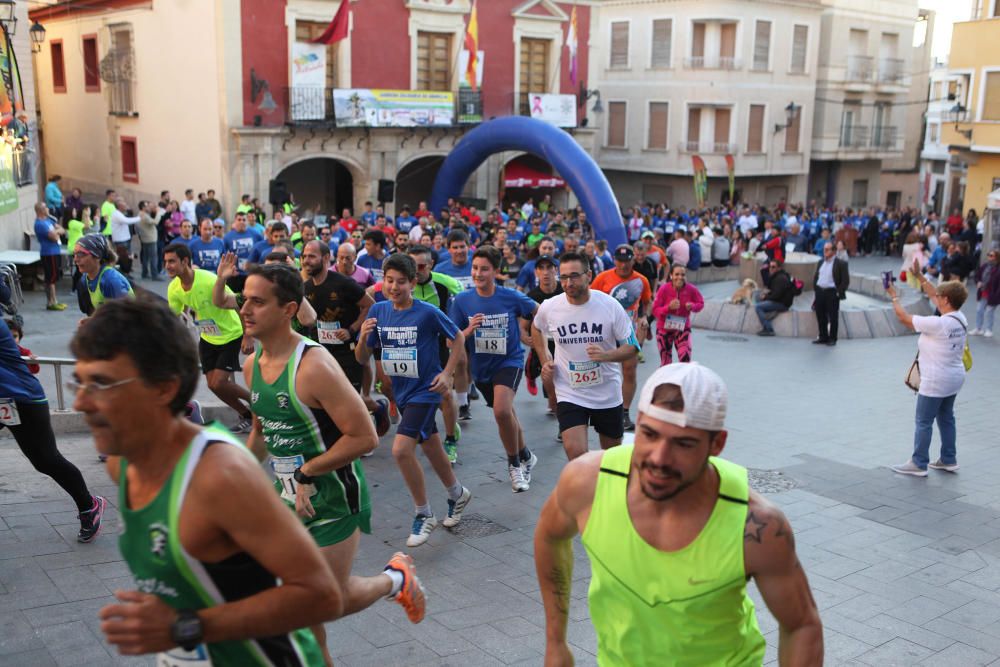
[100,201,116,235]
[167,268,244,345]
[581,445,766,666]
[117,425,324,666]
[526,233,544,248]
[66,219,87,250]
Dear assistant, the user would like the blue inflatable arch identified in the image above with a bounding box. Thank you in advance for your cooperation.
[429,116,626,248]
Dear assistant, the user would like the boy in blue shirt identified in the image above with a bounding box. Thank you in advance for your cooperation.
[435,229,473,289]
[449,246,538,492]
[356,254,471,548]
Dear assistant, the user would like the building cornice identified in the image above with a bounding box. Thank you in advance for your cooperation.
[29,0,151,23]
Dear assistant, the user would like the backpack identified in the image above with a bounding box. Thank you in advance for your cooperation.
[792,278,804,296]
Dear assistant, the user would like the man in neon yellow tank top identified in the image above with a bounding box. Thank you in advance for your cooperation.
[535,363,823,666]
[240,264,426,665]
[70,297,343,665]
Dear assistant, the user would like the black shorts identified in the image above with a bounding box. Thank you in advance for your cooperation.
[526,340,556,379]
[438,338,449,368]
[474,366,523,408]
[328,345,363,392]
[225,275,247,294]
[199,337,243,374]
[396,402,439,443]
[41,255,61,286]
[556,401,624,439]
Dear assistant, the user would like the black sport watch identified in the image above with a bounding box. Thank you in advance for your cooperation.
[293,467,316,485]
[170,609,204,651]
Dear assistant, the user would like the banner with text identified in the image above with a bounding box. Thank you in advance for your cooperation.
[527,93,577,128]
[333,89,454,127]
[290,42,327,120]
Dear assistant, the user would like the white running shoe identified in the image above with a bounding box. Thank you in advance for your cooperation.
[406,515,437,547]
[890,460,928,477]
[522,452,539,484]
[443,488,472,527]
[969,328,982,336]
[985,331,994,338]
[509,463,529,493]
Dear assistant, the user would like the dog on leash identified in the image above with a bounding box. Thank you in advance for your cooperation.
[730,279,758,305]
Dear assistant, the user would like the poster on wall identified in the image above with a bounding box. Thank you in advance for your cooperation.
[0,145,19,214]
[290,42,327,120]
[527,93,577,128]
[333,89,454,127]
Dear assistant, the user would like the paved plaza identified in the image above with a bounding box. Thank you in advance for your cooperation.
[2,258,999,665]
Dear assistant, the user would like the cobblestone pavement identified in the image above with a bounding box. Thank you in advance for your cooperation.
[2,257,999,665]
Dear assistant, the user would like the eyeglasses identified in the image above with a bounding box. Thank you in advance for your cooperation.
[66,377,138,396]
[559,272,587,282]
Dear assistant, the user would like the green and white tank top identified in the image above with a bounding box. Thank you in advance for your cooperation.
[117,425,324,666]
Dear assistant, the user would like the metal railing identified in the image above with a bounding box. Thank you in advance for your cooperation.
[281,87,484,126]
[870,125,899,150]
[845,55,874,82]
[680,141,738,154]
[683,55,741,70]
[12,149,33,187]
[839,124,870,148]
[878,58,905,83]
[22,356,75,412]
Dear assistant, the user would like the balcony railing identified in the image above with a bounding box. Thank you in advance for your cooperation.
[870,125,899,150]
[681,141,738,154]
[12,149,33,187]
[839,125,869,149]
[281,87,483,126]
[683,56,741,70]
[845,55,874,82]
[878,58,905,84]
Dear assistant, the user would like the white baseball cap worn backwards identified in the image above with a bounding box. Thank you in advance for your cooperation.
[637,362,727,432]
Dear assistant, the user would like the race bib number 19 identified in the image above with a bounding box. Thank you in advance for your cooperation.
[0,399,20,426]
[156,645,212,667]
[568,361,601,388]
[382,348,419,378]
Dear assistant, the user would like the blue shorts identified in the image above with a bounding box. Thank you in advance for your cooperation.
[474,366,523,408]
[395,402,439,443]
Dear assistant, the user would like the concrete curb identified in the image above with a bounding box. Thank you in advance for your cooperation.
[0,404,239,437]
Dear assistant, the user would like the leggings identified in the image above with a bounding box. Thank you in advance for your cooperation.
[657,327,692,365]
[3,400,93,513]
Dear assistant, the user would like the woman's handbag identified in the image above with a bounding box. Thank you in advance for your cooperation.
[905,354,921,392]
[946,314,973,372]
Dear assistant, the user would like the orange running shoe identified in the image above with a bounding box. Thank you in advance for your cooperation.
[385,552,426,623]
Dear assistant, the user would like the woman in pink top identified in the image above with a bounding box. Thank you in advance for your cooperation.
[652,264,704,364]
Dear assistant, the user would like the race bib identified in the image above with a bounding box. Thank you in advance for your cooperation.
[456,276,474,289]
[156,645,211,667]
[0,399,20,426]
[474,328,507,355]
[568,360,602,388]
[271,454,318,503]
[382,348,419,378]
[237,257,248,271]
[317,321,343,345]
[195,319,221,337]
[664,315,687,331]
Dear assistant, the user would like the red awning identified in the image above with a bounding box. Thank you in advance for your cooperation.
[503,160,565,189]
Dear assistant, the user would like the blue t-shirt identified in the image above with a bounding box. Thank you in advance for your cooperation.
[86,267,132,300]
[361,211,377,226]
[0,319,46,402]
[449,287,537,382]
[395,215,416,233]
[188,237,226,272]
[224,228,264,273]
[356,252,387,282]
[688,241,702,270]
[248,240,275,264]
[34,218,62,256]
[435,258,473,290]
[366,300,459,408]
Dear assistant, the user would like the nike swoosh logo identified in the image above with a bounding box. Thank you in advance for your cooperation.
[688,577,715,586]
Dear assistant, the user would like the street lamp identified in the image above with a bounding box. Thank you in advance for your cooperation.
[774,101,801,134]
[949,103,972,140]
[0,0,16,36]
[577,83,603,113]
[29,20,45,53]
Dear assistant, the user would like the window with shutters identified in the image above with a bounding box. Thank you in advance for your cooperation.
[983,71,1000,121]
[83,35,100,92]
[790,25,808,74]
[686,107,701,150]
[121,137,138,183]
[650,19,672,68]
[51,40,66,93]
[519,38,550,116]
[713,108,731,152]
[105,24,137,115]
[691,22,705,59]
[784,105,801,152]
[607,101,627,147]
[747,104,765,153]
[719,23,736,68]
[610,21,630,68]
[417,31,452,91]
[647,102,668,150]
[752,21,770,71]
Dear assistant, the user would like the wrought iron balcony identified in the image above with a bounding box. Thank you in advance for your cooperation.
[870,125,898,150]
[680,141,738,154]
[878,58,905,84]
[845,55,874,82]
[839,125,869,149]
[683,56,741,70]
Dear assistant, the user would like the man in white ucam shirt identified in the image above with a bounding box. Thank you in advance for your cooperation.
[109,198,141,276]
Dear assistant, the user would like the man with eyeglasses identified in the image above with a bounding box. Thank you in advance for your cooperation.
[70,298,344,664]
[531,252,639,460]
[1,318,107,543]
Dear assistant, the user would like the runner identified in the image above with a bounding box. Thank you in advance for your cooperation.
[531,252,638,460]
[652,264,705,364]
[1,319,106,543]
[524,254,561,414]
[533,363,823,665]
[432,231,477,419]
[188,219,226,273]
[240,263,425,663]
[73,235,134,317]
[590,244,652,432]
[357,229,389,282]
[164,242,253,432]
[449,246,538,490]
[70,298,342,665]
[356,253,472,546]
[222,211,263,293]
[299,240,390,435]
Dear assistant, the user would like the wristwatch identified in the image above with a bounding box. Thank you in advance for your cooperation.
[170,609,204,651]
[293,467,316,485]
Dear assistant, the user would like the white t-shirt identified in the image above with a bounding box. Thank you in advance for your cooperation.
[179,199,197,223]
[912,312,967,398]
[737,214,758,235]
[533,290,635,409]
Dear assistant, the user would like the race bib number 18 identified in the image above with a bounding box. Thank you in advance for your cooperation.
[382,348,419,378]
[568,361,601,388]
[474,328,507,355]
[0,399,20,426]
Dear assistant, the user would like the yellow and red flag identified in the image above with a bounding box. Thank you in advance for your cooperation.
[465,1,480,90]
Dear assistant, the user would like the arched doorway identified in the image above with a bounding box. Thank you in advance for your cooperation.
[395,155,445,212]
[275,158,354,217]
[501,154,567,212]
